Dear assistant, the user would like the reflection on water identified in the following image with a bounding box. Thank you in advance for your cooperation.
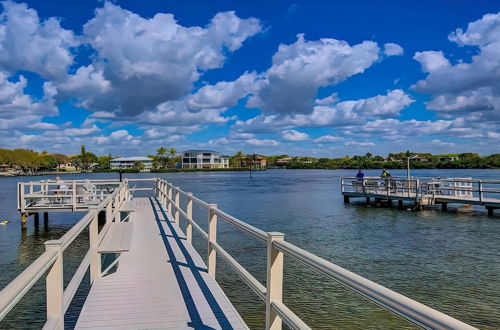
[0,169,499,329]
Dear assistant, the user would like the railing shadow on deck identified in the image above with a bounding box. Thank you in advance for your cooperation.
[149,197,232,330]
[155,178,478,330]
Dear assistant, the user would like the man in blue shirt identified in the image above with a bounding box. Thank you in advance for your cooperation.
[356,170,365,179]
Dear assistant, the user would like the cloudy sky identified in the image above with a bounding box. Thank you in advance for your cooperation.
[0,0,499,157]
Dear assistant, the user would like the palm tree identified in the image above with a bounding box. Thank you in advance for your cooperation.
[157,147,167,168]
[168,148,177,168]
[236,151,243,168]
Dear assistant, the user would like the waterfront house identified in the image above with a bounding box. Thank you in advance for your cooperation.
[439,156,459,162]
[411,157,430,162]
[276,157,293,166]
[110,157,153,170]
[182,150,229,169]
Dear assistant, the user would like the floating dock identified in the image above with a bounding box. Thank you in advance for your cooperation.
[341,176,500,215]
[0,178,479,329]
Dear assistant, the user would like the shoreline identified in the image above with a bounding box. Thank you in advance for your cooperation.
[1,167,499,178]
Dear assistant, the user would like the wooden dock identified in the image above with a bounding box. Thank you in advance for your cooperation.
[76,197,246,329]
[341,176,500,215]
[0,178,478,329]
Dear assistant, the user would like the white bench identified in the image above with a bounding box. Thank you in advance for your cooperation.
[98,222,134,254]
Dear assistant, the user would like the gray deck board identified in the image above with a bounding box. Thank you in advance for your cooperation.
[76,197,248,330]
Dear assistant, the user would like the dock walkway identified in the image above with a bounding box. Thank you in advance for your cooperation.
[76,197,247,329]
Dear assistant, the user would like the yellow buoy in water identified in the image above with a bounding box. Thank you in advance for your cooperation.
[0,220,10,225]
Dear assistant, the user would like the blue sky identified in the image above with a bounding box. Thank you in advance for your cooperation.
[0,1,499,157]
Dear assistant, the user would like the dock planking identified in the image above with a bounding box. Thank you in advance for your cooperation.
[76,197,248,329]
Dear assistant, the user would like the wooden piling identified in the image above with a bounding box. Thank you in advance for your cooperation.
[486,207,494,216]
[344,196,350,204]
[441,203,448,211]
[398,200,403,208]
[21,213,28,230]
[34,213,39,228]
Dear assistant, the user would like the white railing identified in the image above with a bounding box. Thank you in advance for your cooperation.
[17,180,123,213]
[0,181,129,329]
[155,178,476,330]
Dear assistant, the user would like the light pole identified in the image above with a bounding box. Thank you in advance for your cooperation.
[407,155,419,180]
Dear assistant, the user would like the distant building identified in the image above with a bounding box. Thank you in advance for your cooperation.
[182,150,229,169]
[439,156,459,162]
[276,157,293,166]
[411,157,430,162]
[60,162,77,171]
[110,157,153,170]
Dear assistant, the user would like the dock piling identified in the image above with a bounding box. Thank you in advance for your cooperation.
[21,213,27,230]
[487,207,494,216]
[34,213,39,228]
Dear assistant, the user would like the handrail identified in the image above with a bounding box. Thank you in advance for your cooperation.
[1,181,128,328]
[271,301,311,330]
[155,178,476,330]
[272,240,474,329]
[0,250,58,320]
[213,208,267,242]
[210,241,267,302]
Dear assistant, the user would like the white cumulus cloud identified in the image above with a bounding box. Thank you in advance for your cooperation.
[55,2,261,117]
[384,43,404,56]
[281,129,309,141]
[0,1,77,80]
[247,34,381,114]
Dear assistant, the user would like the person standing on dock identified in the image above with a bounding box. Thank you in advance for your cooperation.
[356,170,365,180]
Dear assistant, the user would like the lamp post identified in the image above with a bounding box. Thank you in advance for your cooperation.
[407,155,419,180]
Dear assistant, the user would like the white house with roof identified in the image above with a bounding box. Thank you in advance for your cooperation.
[110,157,153,170]
[182,150,229,169]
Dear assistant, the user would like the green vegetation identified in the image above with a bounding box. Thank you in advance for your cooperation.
[1,146,498,176]
[263,152,500,169]
[0,148,70,174]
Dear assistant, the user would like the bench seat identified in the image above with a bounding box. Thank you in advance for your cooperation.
[98,222,134,254]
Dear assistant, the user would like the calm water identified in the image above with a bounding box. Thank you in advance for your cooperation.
[0,169,499,329]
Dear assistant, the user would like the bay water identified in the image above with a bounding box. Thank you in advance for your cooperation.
[0,169,498,329]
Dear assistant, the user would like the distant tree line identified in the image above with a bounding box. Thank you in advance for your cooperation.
[265,151,500,169]
[1,147,499,175]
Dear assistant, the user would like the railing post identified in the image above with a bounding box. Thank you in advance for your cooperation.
[89,211,100,283]
[174,187,180,225]
[106,200,113,223]
[72,181,76,211]
[114,195,120,222]
[45,240,64,329]
[362,178,366,195]
[164,181,168,206]
[478,180,483,203]
[266,232,285,330]
[186,193,193,243]
[167,185,173,216]
[208,204,218,278]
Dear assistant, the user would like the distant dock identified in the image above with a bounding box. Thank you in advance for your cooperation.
[341,176,500,215]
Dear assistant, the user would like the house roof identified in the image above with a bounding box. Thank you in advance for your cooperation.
[111,157,153,162]
[182,150,219,154]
